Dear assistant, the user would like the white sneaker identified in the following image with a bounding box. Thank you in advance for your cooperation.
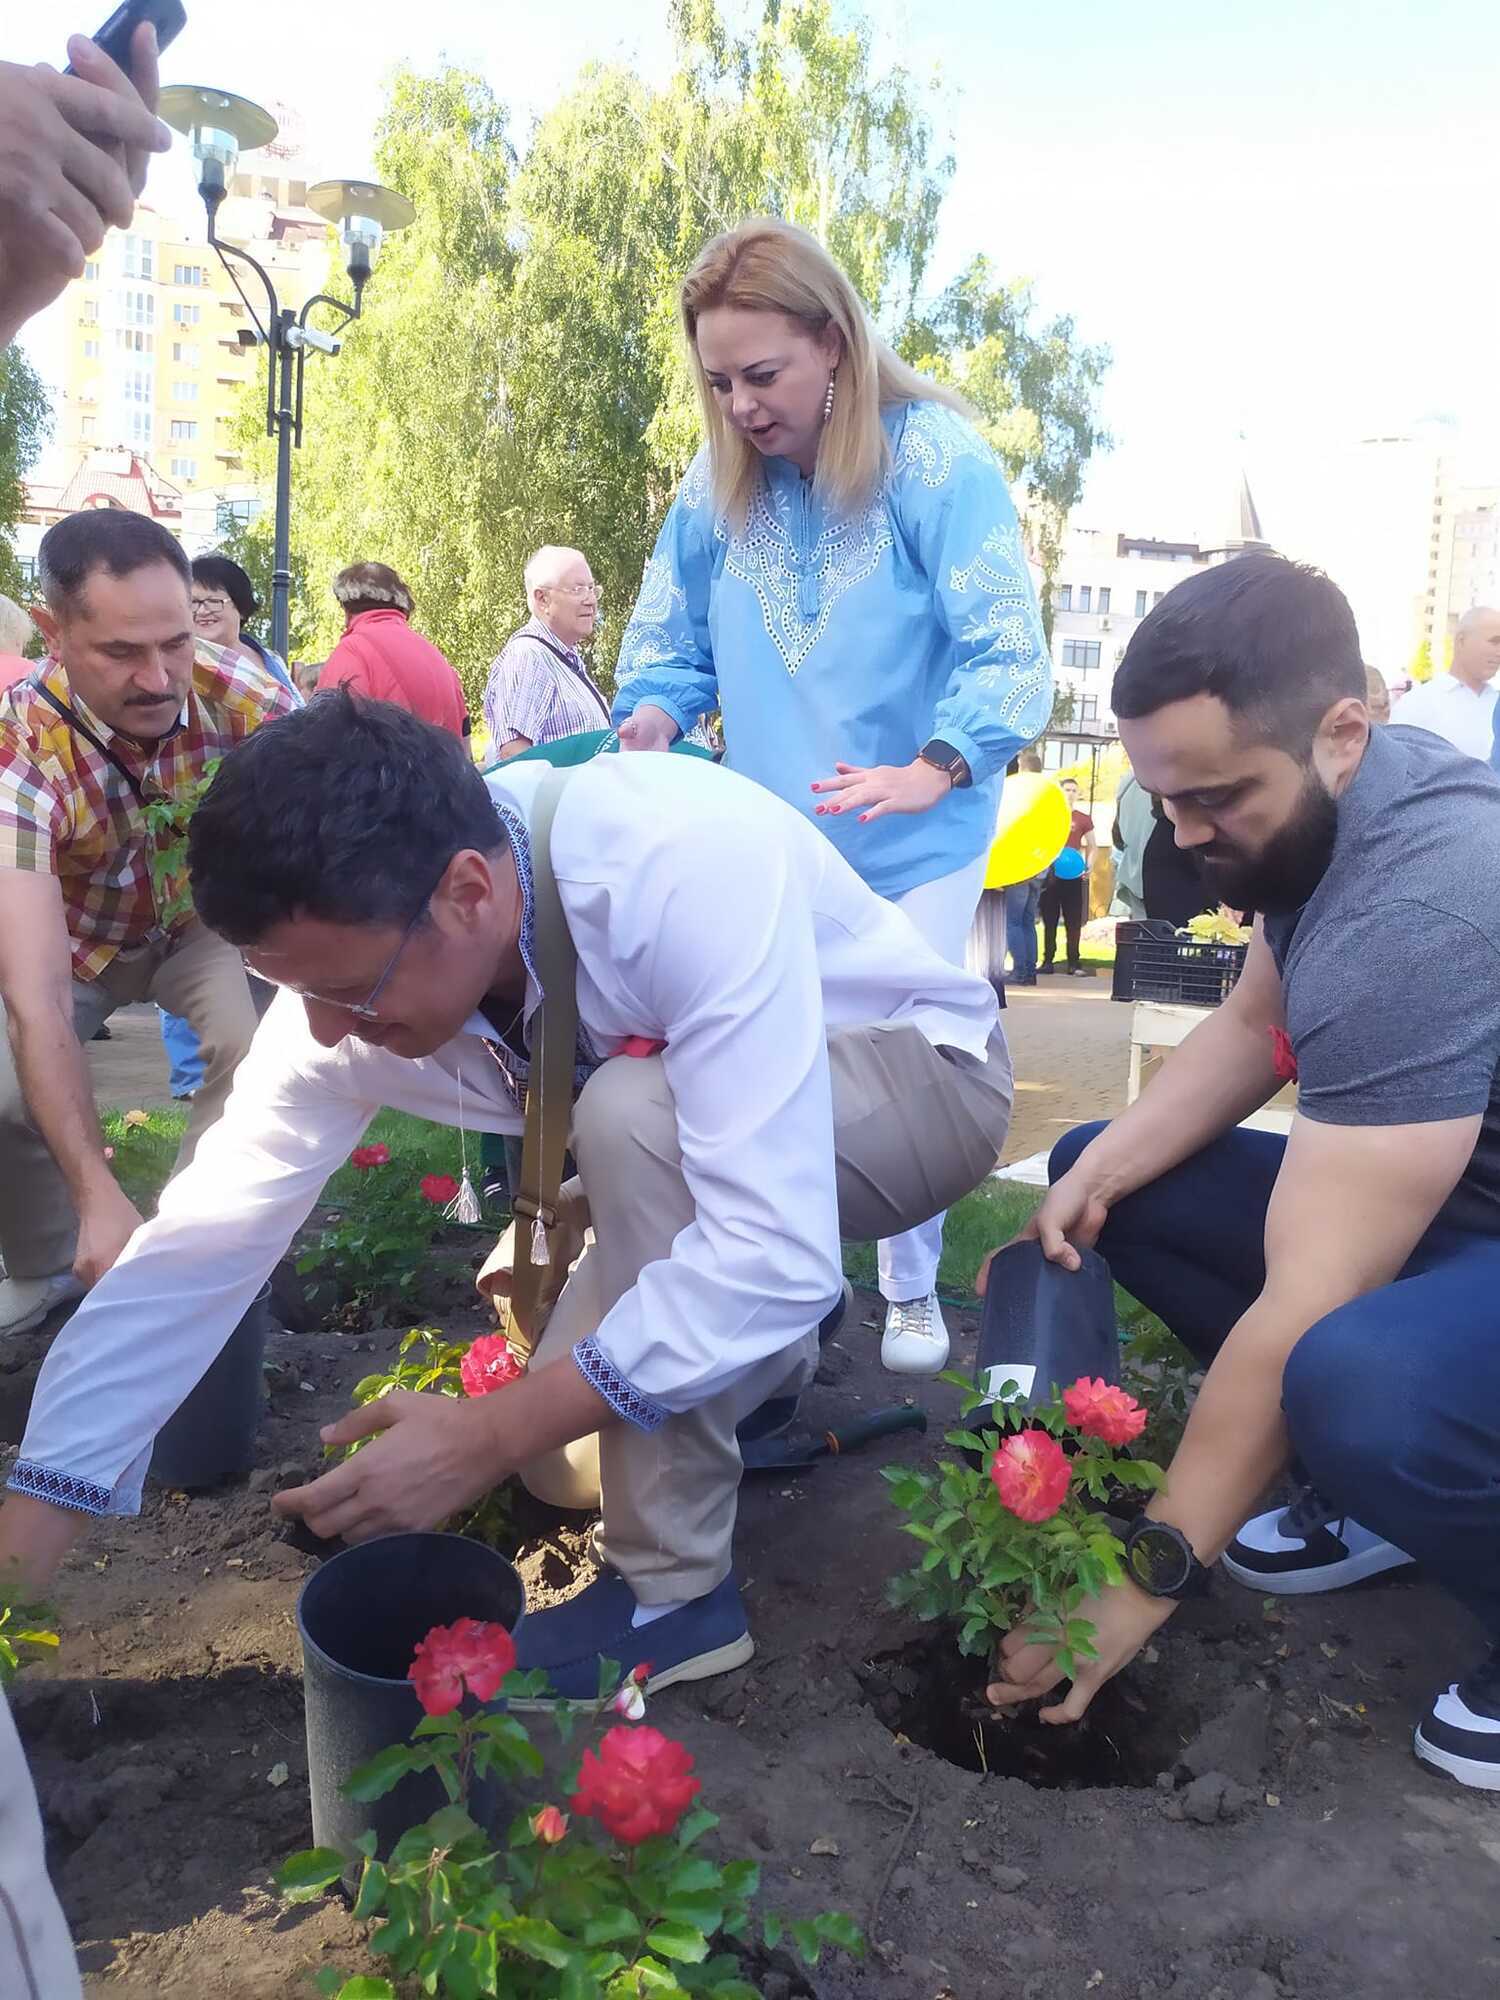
[1220,1486,1415,1596]
[0,1272,85,1337]
[880,1293,950,1376]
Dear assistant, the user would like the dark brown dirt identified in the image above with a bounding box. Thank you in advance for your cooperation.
[5,1264,1500,2000]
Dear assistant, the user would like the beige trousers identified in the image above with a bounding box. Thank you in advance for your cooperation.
[0,921,258,1279]
[0,1689,80,2000]
[512,1020,1012,1602]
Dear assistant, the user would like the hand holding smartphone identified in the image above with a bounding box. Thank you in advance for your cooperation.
[64,0,186,76]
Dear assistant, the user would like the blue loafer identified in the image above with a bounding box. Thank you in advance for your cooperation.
[509,1569,753,1709]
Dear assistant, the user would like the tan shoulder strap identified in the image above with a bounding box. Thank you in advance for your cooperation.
[507,767,580,1342]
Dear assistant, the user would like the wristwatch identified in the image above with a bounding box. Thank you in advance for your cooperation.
[1122,1518,1213,1600]
[918,738,972,789]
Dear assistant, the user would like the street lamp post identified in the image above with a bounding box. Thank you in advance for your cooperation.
[158,87,415,661]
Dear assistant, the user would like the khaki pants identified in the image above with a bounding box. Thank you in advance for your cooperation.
[0,1689,80,2000]
[0,922,258,1280]
[514,1020,1012,1602]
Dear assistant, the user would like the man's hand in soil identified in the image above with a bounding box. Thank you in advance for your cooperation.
[271,1364,616,1543]
[73,1179,145,1288]
[0,28,170,344]
[985,1578,1175,1724]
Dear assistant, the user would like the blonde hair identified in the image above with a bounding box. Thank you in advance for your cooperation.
[0,594,34,657]
[680,217,967,530]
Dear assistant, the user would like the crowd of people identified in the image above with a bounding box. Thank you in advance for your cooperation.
[3,21,1500,1995]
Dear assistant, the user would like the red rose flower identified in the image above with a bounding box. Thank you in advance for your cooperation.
[990,1429,1071,1524]
[408,1616,517,1717]
[571,1725,702,1845]
[420,1174,461,1206]
[1062,1376,1149,1447]
[460,1334,524,1399]
[1268,1026,1298,1083]
[349,1143,391,1171]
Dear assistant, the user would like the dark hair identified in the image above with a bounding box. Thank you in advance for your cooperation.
[192,554,257,622]
[38,510,190,616]
[1112,554,1364,757]
[189,688,507,944]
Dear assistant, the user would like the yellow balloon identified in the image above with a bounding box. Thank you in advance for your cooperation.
[984,773,1072,890]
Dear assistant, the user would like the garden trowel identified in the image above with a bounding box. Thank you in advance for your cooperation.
[740,1403,927,1474]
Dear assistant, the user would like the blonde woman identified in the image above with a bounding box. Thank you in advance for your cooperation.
[616,218,1050,1375]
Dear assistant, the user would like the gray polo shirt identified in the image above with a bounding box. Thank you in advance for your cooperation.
[1264,722,1500,1234]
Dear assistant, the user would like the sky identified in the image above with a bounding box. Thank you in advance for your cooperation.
[15,0,1500,536]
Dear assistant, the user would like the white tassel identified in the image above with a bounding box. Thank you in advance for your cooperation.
[446,1176,483,1226]
[448,1070,484,1226]
[530,1215,549,1265]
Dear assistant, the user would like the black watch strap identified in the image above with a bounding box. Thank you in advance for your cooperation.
[919,737,972,789]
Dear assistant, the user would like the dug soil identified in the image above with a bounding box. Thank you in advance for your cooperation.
[5,1248,1499,2000]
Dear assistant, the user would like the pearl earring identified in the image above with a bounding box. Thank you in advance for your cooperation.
[823,371,837,424]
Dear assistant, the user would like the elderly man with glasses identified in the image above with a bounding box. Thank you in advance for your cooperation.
[0,509,294,1334]
[483,546,611,761]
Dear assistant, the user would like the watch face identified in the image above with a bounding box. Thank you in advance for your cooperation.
[1127,1523,1193,1597]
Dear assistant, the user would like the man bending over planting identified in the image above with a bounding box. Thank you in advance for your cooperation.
[0,691,1012,1703]
[985,554,1500,1792]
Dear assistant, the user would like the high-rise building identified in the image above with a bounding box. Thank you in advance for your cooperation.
[56,161,328,504]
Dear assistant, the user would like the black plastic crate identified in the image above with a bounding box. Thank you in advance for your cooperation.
[1111,919,1247,1008]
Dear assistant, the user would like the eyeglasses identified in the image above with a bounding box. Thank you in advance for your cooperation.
[191,595,229,619]
[245,897,430,1021]
[546,582,602,602]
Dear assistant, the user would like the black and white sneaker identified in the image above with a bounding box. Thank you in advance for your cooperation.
[1220,1486,1415,1596]
[1415,1655,1500,1791]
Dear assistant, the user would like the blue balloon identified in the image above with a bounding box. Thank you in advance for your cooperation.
[1052,846,1087,881]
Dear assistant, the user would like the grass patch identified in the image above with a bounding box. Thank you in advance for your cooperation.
[103,1105,469,1217]
[842,1180,1043,1301]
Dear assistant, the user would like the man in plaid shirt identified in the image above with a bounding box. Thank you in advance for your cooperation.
[0,509,295,1334]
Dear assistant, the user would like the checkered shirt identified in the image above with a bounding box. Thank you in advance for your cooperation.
[0,641,296,981]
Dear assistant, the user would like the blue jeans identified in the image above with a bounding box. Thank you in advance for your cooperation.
[1004,879,1042,981]
[158,1008,205,1098]
[1053,1122,1500,1643]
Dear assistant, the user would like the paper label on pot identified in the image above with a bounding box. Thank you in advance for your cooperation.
[982,1362,1036,1404]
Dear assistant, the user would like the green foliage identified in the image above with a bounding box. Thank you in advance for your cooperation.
[252,0,1106,708]
[346,1327,515,1548]
[0,345,50,602]
[141,761,220,930]
[0,1580,59,1687]
[885,1376,1163,1672]
[280,1665,862,1999]
[296,1154,462,1322]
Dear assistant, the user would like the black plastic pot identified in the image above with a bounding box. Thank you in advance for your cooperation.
[296,1532,526,1873]
[148,1280,272,1490]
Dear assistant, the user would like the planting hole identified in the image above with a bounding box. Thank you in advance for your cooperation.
[859,1632,1198,1790]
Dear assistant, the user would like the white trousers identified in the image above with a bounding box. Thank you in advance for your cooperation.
[0,1689,80,1999]
[877,849,991,1301]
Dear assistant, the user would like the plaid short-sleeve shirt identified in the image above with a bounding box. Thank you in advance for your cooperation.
[0,642,296,981]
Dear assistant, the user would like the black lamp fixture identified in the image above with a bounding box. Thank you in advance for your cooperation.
[158,86,416,659]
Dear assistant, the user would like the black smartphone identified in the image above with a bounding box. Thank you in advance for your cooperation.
[64,0,187,75]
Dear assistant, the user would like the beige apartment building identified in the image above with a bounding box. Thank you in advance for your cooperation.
[57,165,328,499]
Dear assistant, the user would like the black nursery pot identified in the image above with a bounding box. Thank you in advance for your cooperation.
[296,1532,526,1875]
[148,1280,272,1491]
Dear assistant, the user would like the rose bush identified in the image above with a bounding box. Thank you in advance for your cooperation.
[886,1374,1164,1676]
[281,1638,863,1999]
[297,1148,466,1320]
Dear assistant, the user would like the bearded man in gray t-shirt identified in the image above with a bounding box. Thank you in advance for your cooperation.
[984,552,1500,1794]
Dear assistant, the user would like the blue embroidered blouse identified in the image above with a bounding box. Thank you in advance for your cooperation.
[614,399,1051,900]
